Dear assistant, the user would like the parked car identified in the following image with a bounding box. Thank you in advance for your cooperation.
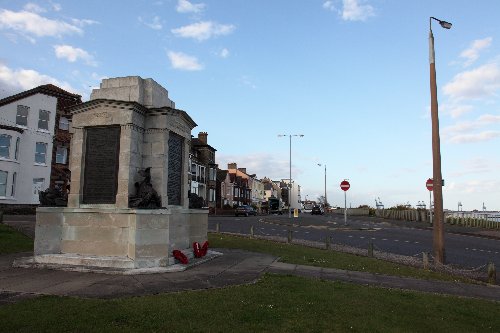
[235,205,257,217]
[311,205,324,215]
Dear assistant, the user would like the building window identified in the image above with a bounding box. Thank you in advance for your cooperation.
[56,146,67,164]
[0,171,7,196]
[209,167,216,181]
[14,137,20,160]
[11,172,16,196]
[209,188,215,202]
[0,135,11,158]
[35,142,47,164]
[16,105,29,127]
[38,110,50,131]
[59,117,69,130]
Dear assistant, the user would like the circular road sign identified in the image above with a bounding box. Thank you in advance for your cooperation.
[426,178,433,191]
[340,180,350,191]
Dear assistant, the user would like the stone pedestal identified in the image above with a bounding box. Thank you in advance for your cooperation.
[32,207,207,269]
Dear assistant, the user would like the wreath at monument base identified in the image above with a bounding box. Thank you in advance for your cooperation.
[172,250,188,264]
[193,241,209,258]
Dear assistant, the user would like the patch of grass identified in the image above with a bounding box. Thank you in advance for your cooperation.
[0,223,33,254]
[208,233,472,283]
[1,274,498,332]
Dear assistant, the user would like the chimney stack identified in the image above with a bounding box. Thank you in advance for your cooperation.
[198,132,208,144]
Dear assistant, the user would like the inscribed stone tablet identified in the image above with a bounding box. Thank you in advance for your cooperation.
[82,126,121,204]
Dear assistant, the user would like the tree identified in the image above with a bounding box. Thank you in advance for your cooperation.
[317,196,329,207]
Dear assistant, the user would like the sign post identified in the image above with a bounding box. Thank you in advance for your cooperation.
[426,178,433,225]
[340,180,350,225]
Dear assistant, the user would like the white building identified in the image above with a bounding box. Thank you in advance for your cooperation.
[0,85,81,206]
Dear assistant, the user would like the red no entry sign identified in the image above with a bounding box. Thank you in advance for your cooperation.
[340,180,350,191]
[426,178,433,191]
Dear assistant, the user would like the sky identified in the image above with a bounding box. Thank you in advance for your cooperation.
[1,0,499,211]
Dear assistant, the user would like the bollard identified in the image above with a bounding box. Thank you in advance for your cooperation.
[423,252,429,270]
[488,262,496,284]
[325,235,330,250]
[287,229,293,243]
[368,241,374,258]
[250,225,254,238]
[216,222,220,234]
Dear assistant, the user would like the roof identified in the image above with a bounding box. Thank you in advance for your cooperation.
[191,138,217,152]
[216,169,228,182]
[0,84,82,108]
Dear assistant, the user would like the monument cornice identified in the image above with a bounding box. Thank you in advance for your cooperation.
[148,107,197,130]
[69,99,148,116]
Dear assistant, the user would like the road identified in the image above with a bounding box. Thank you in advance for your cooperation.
[208,213,500,270]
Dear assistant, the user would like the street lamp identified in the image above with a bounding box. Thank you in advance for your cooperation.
[278,134,304,218]
[317,163,327,208]
[429,16,451,264]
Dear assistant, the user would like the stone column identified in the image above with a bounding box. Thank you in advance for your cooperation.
[67,127,84,208]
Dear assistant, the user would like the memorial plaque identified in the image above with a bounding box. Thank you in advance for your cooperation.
[167,133,183,205]
[82,126,121,204]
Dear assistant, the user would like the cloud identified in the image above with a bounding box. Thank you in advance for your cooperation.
[341,0,375,21]
[443,113,500,144]
[172,21,235,41]
[0,62,77,98]
[0,9,82,39]
[460,37,492,67]
[448,131,500,144]
[176,0,205,13]
[138,16,162,30]
[447,179,500,194]
[443,62,500,101]
[23,3,47,13]
[71,18,99,27]
[54,45,96,66]
[217,153,298,180]
[443,104,474,119]
[240,75,257,89]
[167,51,203,71]
[322,1,337,11]
[450,157,497,177]
[219,48,229,58]
[51,2,62,12]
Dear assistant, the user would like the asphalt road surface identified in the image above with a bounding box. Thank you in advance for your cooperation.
[208,213,500,270]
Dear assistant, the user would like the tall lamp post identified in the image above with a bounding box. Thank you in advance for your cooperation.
[317,163,327,207]
[278,134,304,218]
[429,16,451,264]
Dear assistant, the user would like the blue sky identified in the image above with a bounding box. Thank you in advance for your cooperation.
[1,0,499,211]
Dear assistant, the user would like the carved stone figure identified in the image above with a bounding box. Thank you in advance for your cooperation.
[188,192,204,209]
[39,184,68,207]
[129,167,162,208]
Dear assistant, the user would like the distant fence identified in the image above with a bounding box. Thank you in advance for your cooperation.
[375,209,428,222]
[375,209,500,229]
[331,208,370,216]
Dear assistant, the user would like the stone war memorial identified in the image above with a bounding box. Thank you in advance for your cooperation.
[15,76,214,273]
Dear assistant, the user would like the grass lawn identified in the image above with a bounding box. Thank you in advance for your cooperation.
[1,224,498,331]
[208,233,473,283]
[0,223,33,254]
[1,274,499,332]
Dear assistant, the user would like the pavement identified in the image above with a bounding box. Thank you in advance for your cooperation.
[1,215,500,305]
